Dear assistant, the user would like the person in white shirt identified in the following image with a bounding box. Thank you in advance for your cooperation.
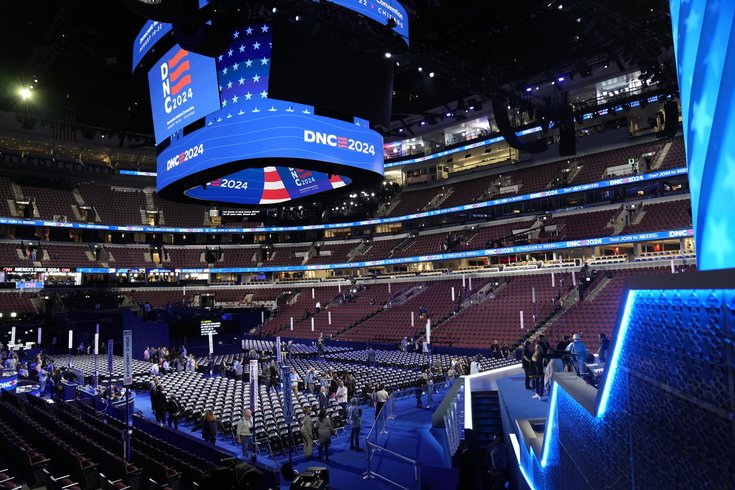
[161,359,170,374]
[470,356,481,374]
[290,367,301,396]
[336,380,348,415]
[235,409,254,460]
[150,363,160,376]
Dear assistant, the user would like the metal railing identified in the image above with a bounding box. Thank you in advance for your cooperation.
[362,380,451,489]
[443,382,464,459]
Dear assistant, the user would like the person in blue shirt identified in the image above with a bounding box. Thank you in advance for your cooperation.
[565,333,588,375]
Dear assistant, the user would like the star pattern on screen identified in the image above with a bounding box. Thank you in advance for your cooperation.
[206,23,313,125]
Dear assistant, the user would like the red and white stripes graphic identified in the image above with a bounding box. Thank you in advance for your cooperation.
[168,48,191,95]
[259,166,290,204]
[329,174,346,189]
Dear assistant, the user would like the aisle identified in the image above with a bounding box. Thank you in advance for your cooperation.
[135,385,456,490]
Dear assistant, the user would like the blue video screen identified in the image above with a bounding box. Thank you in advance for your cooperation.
[147,44,221,144]
[184,167,350,205]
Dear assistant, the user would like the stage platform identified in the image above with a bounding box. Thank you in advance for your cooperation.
[496,374,552,490]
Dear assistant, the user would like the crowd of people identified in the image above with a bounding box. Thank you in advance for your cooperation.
[520,332,610,400]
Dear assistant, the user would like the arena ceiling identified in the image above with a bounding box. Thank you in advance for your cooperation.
[0,0,675,137]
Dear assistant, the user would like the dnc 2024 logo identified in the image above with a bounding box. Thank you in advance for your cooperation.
[159,48,193,115]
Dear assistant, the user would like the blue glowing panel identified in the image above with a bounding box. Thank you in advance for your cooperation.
[670,0,735,270]
[132,21,172,72]
[326,0,409,44]
[148,44,222,144]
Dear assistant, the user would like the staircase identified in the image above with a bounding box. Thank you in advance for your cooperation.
[564,161,583,183]
[651,141,673,170]
[610,207,629,235]
[379,199,401,217]
[424,188,453,210]
[468,391,503,460]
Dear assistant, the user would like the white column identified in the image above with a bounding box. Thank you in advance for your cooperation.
[37,327,42,346]
[462,275,466,288]
[532,287,536,303]
[411,311,415,327]
[94,324,99,355]
[572,271,577,286]
[311,317,315,332]
[328,311,332,325]
[68,329,73,349]
[311,288,315,299]
[468,276,472,290]
[425,319,431,344]
[451,287,455,302]
[520,311,524,330]
[551,272,555,287]
[290,317,294,331]
[11,326,16,346]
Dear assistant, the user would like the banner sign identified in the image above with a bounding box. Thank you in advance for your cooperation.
[282,365,293,423]
[123,330,133,386]
[108,340,114,373]
[15,281,44,289]
[148,44,221,144]
[326,0,409,43]
[249,360,259,413]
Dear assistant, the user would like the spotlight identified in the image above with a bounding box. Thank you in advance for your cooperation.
[429,72,435,78]
[558,3,563,9]
[526,87,532,92]
[295,15,300,21]
[10,312,17,318]
[384,52,392,58]
[418,67,423,72]
[18,87,32,100]
[558,77,565,82]
[272,7,277,12]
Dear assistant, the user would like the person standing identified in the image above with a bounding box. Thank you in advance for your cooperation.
[167,394,182,429]
[233,357,243,381]
[268,361,278,394]
[566,333,588,375]
[414,375,425,408]
[315,409,335,461]
[318,386,329,412]
[235,409,254,460]
[336,380,348,415]
[375,384,389,419]
[37,364,48,397]
[305,367,316,393]
[521,341,533,390]
[597,333,610,365]
[301,406,314,459]
[201,410,218,444]
[531,342,545,400]
[470,356,481,374]
[348,397,362,451]
[290,367,301,396]
[152,385,167,425]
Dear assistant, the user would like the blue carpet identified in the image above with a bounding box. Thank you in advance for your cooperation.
[134,386,458,490]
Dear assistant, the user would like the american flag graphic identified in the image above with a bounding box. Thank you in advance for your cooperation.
[205,22,309,122]
[203,22,354,202]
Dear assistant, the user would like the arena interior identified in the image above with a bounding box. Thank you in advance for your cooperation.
[0,1,733,489]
